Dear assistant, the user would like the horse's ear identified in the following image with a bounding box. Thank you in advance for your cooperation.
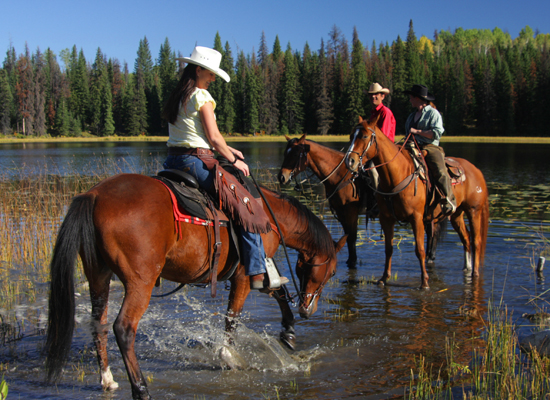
[334,235,348,253]
[284,135,291,141]
[298,134,307,144]
[358,116,363,123]
[369,113,381,126]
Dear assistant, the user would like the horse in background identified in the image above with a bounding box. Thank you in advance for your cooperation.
[278,134,445,268]
[345,118,489,289]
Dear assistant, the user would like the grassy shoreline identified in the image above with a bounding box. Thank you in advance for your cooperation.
[2,134,550,144]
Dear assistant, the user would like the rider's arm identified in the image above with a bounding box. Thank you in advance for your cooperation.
[200,102,249,176]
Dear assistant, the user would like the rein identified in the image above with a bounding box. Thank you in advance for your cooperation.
[290,142,355,203]
[298,255,333,314]
[347,126,420,197]
[248,168,304,306]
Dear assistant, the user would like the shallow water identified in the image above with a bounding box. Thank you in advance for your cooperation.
[1,141,549,399]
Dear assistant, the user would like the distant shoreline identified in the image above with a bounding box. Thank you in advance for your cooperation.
[1,135,550,144]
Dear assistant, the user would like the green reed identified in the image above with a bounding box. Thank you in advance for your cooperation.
[0,154,163,338]
[408,302,550,399]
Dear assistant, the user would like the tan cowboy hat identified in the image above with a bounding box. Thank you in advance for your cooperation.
[177,46,230,83]
[367,82,390,94]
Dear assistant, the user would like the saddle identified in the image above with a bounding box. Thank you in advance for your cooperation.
[154,169,241,297]
[406,144,466,186]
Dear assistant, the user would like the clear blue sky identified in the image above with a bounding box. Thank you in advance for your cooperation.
[2,0,549,69]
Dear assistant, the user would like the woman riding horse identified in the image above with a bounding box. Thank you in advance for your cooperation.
[162,45,287,290]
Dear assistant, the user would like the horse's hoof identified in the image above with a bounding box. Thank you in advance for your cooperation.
[280,331,296,350]
[377,280,386,287]
[347,260,357,269]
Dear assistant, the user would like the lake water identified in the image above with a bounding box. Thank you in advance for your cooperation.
[0,139,549,399]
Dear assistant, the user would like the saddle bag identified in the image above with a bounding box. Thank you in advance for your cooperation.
[200,154,272,234]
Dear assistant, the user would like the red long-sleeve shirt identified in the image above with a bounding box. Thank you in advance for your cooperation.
[370,103,396,142]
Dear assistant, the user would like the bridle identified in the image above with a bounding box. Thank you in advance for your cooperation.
[286,140,354,202]
[297,254,334,314]
[346,123,423,201]
[345,125,379,173]
[284,143,309,181]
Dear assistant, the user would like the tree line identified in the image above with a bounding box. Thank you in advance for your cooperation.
[1,21,549,138]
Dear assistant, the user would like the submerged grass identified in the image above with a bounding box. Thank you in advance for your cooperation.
[408,301,550,399]
[0,155,163,340]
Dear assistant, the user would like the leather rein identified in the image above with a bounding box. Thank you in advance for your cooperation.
[288,143,355,202]
[346,126,420,197]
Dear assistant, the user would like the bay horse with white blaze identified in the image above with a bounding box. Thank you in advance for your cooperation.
[345,118,489,289]
[45,173,345,400]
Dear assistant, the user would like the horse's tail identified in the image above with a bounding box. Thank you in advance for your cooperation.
[45,193,97,383]
[478,194,490,266]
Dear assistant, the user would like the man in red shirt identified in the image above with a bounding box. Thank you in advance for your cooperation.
[367,83,396,142]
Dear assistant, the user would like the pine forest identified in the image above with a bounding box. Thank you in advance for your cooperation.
[1,21,549,138]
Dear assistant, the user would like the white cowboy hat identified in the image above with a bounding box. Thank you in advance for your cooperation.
[367,82,390,94]
[177,46,230,83]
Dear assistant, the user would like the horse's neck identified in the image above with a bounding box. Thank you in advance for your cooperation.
[372,138,414,189]
[307,141,347,184]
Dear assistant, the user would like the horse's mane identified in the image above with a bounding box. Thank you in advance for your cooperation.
[262,186,335,255]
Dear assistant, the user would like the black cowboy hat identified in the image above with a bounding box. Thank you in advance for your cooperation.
[403,84,435,101]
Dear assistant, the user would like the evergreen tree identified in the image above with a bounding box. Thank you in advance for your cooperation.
[279,43,304,135]
[32,48,47,136]
[244,56,261,134]
[391,36,409,132]
[343,27,368,131]
[135,37,159,133]
[157,37,177,133]
[405,19,422,87]
[15,47,35,135]
[0,69,12,134]
[208,32,224,106]
[258,32,281,135]
[53,97,70,136]
[315,39,334,135]
[218,42,236,133]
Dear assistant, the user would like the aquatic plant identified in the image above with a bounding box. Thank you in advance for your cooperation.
[0,377,7,400]
[407,302,550,399]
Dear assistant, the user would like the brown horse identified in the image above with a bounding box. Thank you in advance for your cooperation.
[277,134,445,268]
[278,134,368,268]
[44,173,346,400]
[345,118,489,289]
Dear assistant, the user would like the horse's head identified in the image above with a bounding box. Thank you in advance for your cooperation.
[345,117,378,173]
[297,235,347,318]
[278,134,310,185]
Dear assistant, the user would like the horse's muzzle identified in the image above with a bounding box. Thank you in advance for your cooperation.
[346,154,360,173]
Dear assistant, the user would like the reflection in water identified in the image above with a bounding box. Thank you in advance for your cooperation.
[0,141,549,398]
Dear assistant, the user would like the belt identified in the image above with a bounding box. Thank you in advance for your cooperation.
[167,147,214,156]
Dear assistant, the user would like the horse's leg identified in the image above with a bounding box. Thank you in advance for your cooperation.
[466,208,483,278]
[273,287,296,350]
[379,215,395,286]
[334,205,358,268]
[112,282,155,400]
[425,221,436,266]
[86,266,119,391]
[411,216,429,289]
[450,210,472,273]
[226,270,251,333]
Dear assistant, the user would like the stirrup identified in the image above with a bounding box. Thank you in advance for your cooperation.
[265,258,289,289]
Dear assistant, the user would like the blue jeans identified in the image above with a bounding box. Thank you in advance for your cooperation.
[163,154,266,276]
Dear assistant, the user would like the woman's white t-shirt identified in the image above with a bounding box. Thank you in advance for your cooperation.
[167,87,216,149]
